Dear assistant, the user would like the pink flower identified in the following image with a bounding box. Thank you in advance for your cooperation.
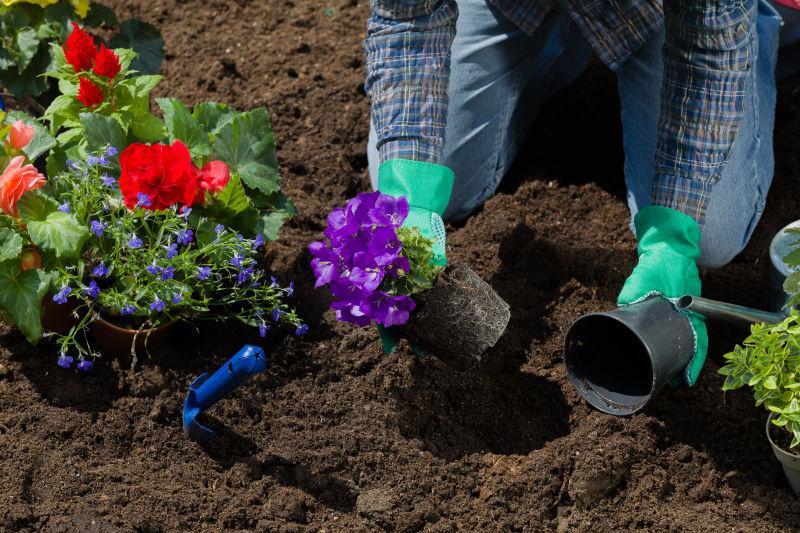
[0,156,47,217]
[8,121,35,150]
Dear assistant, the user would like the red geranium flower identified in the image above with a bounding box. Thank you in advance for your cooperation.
[93,44,121,79]
[63,23,97,73]
[77,77,104,108]
[197,161,231,193]
[119,141,204,211]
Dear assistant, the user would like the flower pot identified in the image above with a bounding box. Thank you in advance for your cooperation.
[767,414,800,495]
[769,220,800,311]
[41,295,80,335]
[90,316,176,358]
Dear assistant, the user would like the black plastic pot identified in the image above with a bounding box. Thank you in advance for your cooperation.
[563,295,694,415]
[767,414,800,496]
[401,261,511,370]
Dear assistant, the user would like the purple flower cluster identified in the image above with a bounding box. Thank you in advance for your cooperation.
[309,191,415,328]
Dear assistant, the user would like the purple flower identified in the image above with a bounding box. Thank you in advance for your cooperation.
[128,234,143,249]
[270,276,279,287]
[349,253,384,292]
[385,255,411,278]
[57,352,73,369]
[177,229,193,246]
[215,224,225,235]
[230,253,244,268]
[105,146,119,157]
[373,294,415,327]
[161,266,175,281]
[57,201,71,213]
[367,226,402,266]
[331,299,372,327]
[146,263,162,276]
[66,160,80,172]
[101,173,116,187]
[272,308,283,322]
[76,359,93,372]
[121,304,137,315]
[253,234,265,248]
[87,155,109,166]
[150,297,165,312]
[83,280,100,299]
[286,281,294,297]
[53,285,71,305]
[295,324,309,336]
[171,292,183,304]
[369,195,409,227]
[197,266,211,280]
[164,243,179,259]
[92,262,109,277]
[309,241,340,288]
[91,220,106,237]
[237,267,254,285]
[136,192,151,208]
[180,206,192,218]
[259,323,269,338]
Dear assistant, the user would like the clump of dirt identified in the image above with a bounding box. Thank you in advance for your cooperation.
[1,1,800,531]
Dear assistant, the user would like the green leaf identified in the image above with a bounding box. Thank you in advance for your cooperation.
[16,189,59,222]
[80,112,127,154]
[156,97,210,157]
[258,211,291,242]
[764,375,778,390]
[0,259,50,343]
[130,112,166,143]
[27,211,89,260]
[44,94,80,134]
[784,272,800,297]
[109,19,164,74]
[784,248,800,269]
[194,174,261,237]
[192,102,236,135]
[0,43,50,98]
[0,228,22,263]
[7,111,56,161]
[14,28,40,71]
[213,108,281,197]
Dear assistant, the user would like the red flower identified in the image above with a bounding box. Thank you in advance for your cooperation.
[197,161,231,193]
[77,77,104,108]
[93,44,121,79]
[63,23,97,73]
[119,141,203,211]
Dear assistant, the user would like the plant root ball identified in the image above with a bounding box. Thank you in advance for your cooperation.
[402,261,511,370]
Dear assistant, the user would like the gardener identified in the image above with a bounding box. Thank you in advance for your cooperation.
[364,0,800,383]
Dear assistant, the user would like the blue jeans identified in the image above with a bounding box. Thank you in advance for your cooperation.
[368,0,796,268]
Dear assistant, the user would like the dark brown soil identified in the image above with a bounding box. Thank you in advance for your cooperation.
[2,1,800,531]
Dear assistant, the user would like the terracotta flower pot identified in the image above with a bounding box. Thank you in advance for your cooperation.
[90,316,176,358]
[41,295,80,335]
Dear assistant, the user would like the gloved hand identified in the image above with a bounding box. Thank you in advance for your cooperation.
[617,206,708,386]
[376,159,454,353]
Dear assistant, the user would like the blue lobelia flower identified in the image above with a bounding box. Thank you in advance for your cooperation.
[101,173,116,187]
[295,324,309,336]
[136,192,151,208]
[57,352,73,369]
[150,297,165,312]
[177,229,193,247]
[121,304,137,316]
[128,234,143,249]
[164,243,179,259]
[76,359,93,372]
[146,263,161,276]
[83,280,100,299]
[91,220,107,237]
[92,262,109,277]
[57,201,71,213]
[53,285,72,305]
[197,266,211,280]
[161,266,175,281]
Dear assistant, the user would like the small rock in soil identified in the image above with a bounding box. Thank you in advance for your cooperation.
[356,488,395,515]
[0,363,9,378]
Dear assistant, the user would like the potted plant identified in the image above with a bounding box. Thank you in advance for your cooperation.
[309,191,510,368]
[720,312,800,494]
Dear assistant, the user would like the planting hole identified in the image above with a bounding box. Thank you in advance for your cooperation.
[565,316,652,415]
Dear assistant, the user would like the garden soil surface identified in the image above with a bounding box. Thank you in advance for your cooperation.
[2,1,800,531]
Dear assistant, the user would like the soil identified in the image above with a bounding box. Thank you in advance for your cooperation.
[1,1,800,531]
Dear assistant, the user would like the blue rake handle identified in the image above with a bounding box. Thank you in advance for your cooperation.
[183,344,267,444]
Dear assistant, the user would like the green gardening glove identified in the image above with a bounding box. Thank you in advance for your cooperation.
[617,206,709,386]
[376,159,455,353]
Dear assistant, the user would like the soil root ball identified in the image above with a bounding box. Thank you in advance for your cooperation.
[402,261,511,369]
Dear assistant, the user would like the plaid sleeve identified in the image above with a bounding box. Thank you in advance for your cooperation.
[363,0,458,164]
[653,0,756,225]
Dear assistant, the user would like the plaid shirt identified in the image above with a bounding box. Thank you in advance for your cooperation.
[364,0,756,224]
